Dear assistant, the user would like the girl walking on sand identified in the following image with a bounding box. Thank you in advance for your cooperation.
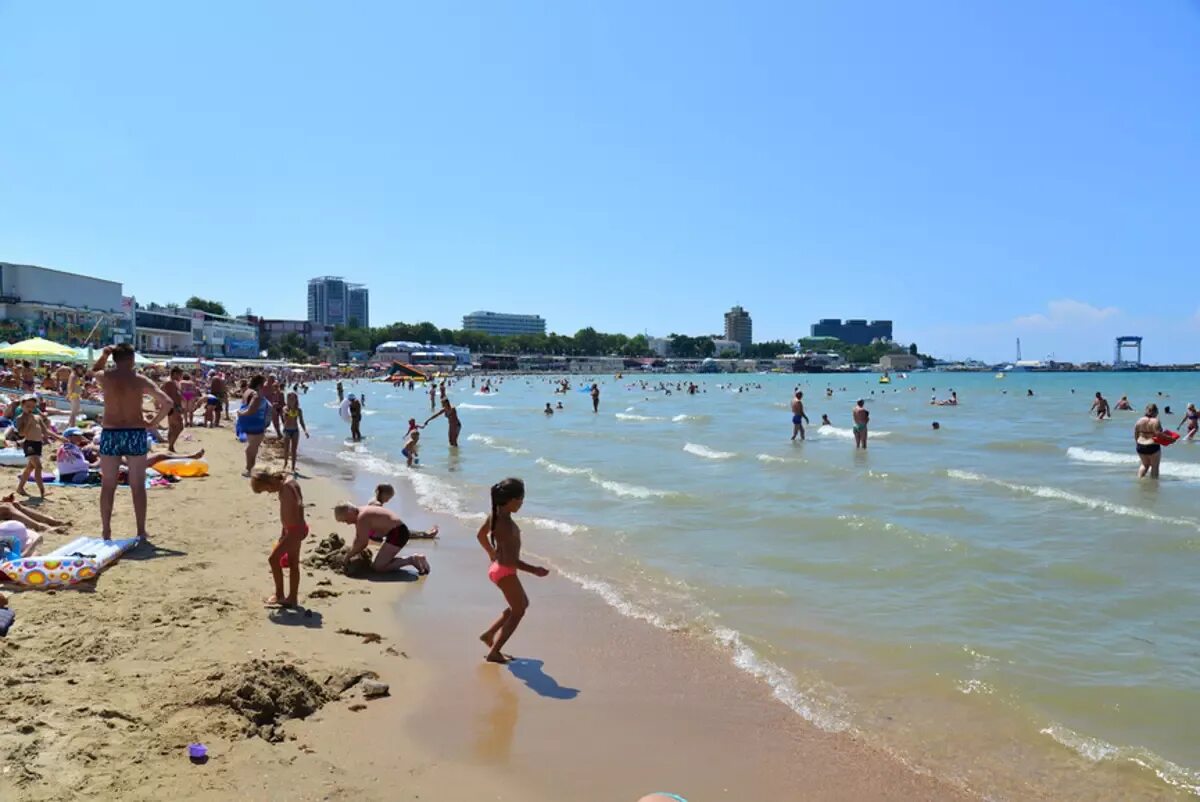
[476,478,548,663]
[281,391,309,474]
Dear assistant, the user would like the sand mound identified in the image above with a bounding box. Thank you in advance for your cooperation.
[304,532,374,577]
[197,659,334,742]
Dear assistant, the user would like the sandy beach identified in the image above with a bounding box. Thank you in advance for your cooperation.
[1,421,974,801]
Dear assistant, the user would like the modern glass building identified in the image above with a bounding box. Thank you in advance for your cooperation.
[308,276,368,327]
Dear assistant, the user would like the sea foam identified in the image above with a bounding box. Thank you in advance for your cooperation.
[683,443,736,460]
[535,458,679,499]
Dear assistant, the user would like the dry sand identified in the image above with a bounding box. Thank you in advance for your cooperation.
[0,422,976,802]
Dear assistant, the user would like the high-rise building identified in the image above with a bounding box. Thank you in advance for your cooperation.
[308,276,369,327]
[347,285,369,329]
[724,305,753,347]
[808,318,893,346]
[462,310,546,337]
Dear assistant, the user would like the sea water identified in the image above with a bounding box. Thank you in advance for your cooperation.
[308,373,1200,799]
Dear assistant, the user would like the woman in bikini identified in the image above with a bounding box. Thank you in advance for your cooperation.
[1178,403,1199,441]
[423,397,462,447]
[1134,403,1164,479]
[476,478,548,663]
[281,391,309,474]
[179,372,198,426]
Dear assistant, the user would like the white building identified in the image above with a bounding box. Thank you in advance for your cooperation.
[711,338,742,356]
[0,262,132,345]
[462,310,546,337]
[134,303,259,358]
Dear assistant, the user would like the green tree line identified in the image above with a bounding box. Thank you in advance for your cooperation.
[331,323,656,358]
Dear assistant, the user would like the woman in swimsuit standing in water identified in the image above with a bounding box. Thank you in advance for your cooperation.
[423,397,462,447]
[476,478,548,663]
[1178,403,1199,441]
[1134,403,1164,479]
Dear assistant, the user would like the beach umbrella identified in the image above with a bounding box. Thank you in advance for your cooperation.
[0,337,76,360]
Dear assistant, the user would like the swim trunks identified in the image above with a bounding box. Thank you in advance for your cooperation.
[384,524,411,549]
[1136,443,1161,456]
[488,561,517,584]
[792,414,804,425]
[280,523,309,539]
[99,428,149,457]
[852,423,866,433]
[22,441,43,458]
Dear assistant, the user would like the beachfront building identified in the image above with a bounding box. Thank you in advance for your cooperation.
[879,353,920,371]
[724,305,753,347]
[0,261,133,346]
[308,276,370,328]
[134,303,260,358]
[809,318,893,345]
[462,310,546,337]
[258,319,333,351]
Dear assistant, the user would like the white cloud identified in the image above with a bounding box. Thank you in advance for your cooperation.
[1012,299,1120,331]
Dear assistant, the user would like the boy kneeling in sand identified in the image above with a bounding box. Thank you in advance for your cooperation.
[334,501,429,576]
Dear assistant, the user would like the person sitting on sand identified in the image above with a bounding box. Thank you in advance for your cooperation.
[335,502,430,576]
[56,427,99,484]
[366,483,438,538]
[251,468,308,608]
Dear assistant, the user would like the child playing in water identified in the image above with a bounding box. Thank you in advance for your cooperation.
[401,429,420,467]
[366,483,439,538]
[16,396,55,498]
[281,391,309,474]
[476,478,548,663]
[250,468,308,608]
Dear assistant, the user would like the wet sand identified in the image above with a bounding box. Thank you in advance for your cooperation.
[0,424,974,801]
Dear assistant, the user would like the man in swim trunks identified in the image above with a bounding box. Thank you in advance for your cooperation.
[790,391,809,441]
[1090,392,1111,421]
[852,399,869,449]
[93,344,172,541]
[591,383,600,413]
[335,502,430,575]
[161,367,184,452]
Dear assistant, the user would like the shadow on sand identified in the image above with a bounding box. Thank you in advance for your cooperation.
[507,658,580,700]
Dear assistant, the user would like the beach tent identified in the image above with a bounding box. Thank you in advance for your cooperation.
[0,337,76,360]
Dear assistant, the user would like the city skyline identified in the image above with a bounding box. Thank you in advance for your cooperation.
[1,3,1197,363]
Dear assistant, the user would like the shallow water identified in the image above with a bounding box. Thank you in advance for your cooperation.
[306,372,1200,799]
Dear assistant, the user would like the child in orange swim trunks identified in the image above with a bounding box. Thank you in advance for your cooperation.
[251,468,308,608]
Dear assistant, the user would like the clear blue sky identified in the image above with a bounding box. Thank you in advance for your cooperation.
[2,2,1198,362]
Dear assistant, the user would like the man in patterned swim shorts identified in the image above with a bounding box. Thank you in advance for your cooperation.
[92,344,173,541]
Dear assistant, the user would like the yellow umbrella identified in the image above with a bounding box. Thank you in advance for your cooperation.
[0,337,77,360]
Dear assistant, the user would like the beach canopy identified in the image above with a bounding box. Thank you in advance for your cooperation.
[0,337,77,360]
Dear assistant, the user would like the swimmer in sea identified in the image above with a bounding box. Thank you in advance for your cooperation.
[1179,403,1199,441]
[544,403,554,416]
[820,414,831,427]
[790,391,809,441]
[1027,389,1034,397]
[852,399,869,449]
[932,421,940,430]
[1090,392,1111,421]
[1115,395,1133,411]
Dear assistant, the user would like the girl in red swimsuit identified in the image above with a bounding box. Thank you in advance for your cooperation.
[475,477,548,663]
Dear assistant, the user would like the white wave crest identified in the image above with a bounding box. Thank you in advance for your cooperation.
[815,426,891,439]
[1067,447,1200,480]
[535,458,678,499]
[615,412,667,422]
[554,568,850,733]
[466,433,529,455]
[672,414,708,423]
[947,470,1200,530]
[683,443,736,460]
[757,454,803,464]
[458,403,495,410]
[1041,723,1200,796]
[526,516,586,536]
